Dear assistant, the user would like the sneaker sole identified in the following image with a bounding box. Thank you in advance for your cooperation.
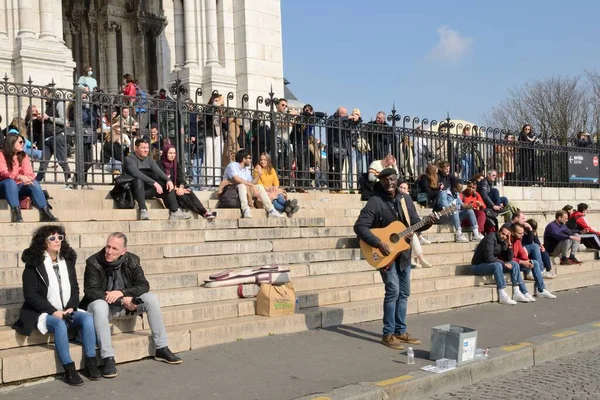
[155,356,183,364]
[381,342,405,350]
[102,372,118,378]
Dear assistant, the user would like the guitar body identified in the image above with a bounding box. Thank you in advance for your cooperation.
[360,221,412,269]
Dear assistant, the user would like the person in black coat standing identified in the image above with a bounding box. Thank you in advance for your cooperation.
[354,168,435,350]
[326,107,351,191]
[12,225,101,385]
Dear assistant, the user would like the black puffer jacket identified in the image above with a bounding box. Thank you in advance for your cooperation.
[476,177,496,208]
[471,232,513,265]
[354,183,429,269]
[12,248,79,336]
[80,251,150,310]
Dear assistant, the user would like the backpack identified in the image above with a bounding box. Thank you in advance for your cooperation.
[216,185,241,209]
[109,175,135,209]
[566,216,581,233]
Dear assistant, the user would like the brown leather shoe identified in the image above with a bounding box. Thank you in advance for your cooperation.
[381,334,405,350]
[394,332,421,345]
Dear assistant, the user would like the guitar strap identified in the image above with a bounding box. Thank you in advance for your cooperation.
[395,196,410,225]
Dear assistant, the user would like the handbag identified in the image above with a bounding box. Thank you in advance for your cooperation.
[19,196,32,210]
[110,174,135,209]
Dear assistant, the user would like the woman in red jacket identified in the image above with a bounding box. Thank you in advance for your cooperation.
[460,180,486,234]
[0,135,57,222]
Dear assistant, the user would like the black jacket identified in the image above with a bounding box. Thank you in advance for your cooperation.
[471,232,513,265]
[12,248,79,336]
[418,174,440,203]
[477,177,496,209]
[354,184,429,269]
[80,251,150,310]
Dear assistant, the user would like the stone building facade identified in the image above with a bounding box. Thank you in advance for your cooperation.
[0,0,284,106]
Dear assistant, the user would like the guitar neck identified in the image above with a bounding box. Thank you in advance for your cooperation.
[399,220,428,239]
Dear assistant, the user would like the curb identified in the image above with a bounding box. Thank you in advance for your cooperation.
[294,320,600,400]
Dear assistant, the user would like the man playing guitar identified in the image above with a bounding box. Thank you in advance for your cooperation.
[354,168,436,350]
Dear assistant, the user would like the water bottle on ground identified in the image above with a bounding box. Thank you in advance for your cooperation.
[407,347,415,365]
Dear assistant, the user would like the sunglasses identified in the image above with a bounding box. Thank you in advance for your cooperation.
[17,140,24,144]
[47,235,64,242]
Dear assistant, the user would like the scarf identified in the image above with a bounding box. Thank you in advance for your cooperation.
[98,251,126,292]
[37,252,71,335]
[160,144,177,184]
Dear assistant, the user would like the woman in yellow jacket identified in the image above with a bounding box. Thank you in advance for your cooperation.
[253,152,300,217]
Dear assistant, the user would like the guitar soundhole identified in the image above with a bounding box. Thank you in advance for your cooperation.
[389,234,400,244]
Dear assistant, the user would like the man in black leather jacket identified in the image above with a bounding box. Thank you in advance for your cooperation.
[354,168,434,351]
[81,232,181,378]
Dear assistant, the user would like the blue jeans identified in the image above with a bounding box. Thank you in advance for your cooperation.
[45,311,96,365]
[489,188,508,208]
[27,148,43,160]
[524,242,552,272]
[540,250,552,272]
[191,154,203,187]
[105,158,122,173]
[272,194,287,212]
[437,192,478,231]
[520,259,545,292]
[471,262,507,289]
[460,155,473,181]
[348,148,367,190]
[0,179,48,208]
[380,262,411,336]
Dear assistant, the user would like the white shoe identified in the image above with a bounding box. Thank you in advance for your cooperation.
[455,234,469,243]
[268,209,285,218]
[524,273,536,281]
[536,289,557,299]
[512,289,531,303]
[169,209,192,220]
[419,258,433,268]
[472,233,484,241]
[242,208,253,219]
[412,263,422,269]
[498,289,517,305]
[419,236,431,245]
[524,292,536,302]
[542,271,555,279]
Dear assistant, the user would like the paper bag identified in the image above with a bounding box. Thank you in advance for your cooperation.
[256,282,296,317]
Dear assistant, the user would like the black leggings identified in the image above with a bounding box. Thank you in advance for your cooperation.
[131,178,179,212]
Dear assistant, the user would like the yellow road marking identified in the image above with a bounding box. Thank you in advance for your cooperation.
[552,330,578,338]
[501,342,533,351]
[376,375,414,387]
[310,397,331,400]
[592,323,600,328]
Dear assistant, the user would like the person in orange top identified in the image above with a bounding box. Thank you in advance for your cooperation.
[0,135,57,222]
[253,152,299,217]
[460,180,486,234]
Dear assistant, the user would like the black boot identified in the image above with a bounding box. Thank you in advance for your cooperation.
[84,356,102,381]
[39,206,58,222]
[10,207,23,223]
[63,362,84,386]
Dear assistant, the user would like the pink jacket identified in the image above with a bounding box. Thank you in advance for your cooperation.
[0,153,35,182]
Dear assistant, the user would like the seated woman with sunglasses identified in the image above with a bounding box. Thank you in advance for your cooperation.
[253,152,300,218]
[0,135,57,222]
[158,144,217,219]
[12,226,101,385]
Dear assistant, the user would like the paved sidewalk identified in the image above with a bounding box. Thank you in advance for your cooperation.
[1,285,599,400]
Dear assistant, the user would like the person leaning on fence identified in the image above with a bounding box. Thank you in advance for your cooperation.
[544,210,582,265]
[80,232,182,379]
[12,225,101,386]
[0,134,57,222]
[222,149,284,219]
[253,152,300,218]
[158,144,216,219]
[123,138,191,221]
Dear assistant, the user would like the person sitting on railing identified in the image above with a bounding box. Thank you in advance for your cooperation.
[544,210,582,265]
[221,149,284,219]
[0,134,57,222]
[103,125,128,174]
[123,138,191,221]
[574,131,593,148]
[460,179,486,235]
[476,169,511,219]
[159,144,216,219]
[12,225,101,386]
[253,152,299,218]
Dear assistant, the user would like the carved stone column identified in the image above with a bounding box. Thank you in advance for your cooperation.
[18,0,38,38]
[173,0,185,67]
[39,0,55,40]
[205,0,219,66]
[104,22,120,94]
[0,0,8,39]
[70,20,82,77]
[183,0,197,67]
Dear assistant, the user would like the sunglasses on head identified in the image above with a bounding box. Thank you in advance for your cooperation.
[47,235,64,242]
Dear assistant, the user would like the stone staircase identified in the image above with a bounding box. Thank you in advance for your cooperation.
[0,186,598,384]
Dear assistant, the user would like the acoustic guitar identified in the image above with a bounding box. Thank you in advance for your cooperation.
[359,204,457,269]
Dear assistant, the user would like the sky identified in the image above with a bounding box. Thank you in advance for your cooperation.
[281,0,600,126]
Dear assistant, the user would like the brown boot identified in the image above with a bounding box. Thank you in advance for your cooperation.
[394,332,421,345]
[381,334,405,350]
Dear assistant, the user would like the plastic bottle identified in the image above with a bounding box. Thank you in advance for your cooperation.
[407,347,415,365]
[295,298,300,313]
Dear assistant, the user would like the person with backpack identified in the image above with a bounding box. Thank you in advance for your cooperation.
[133,80,148,135]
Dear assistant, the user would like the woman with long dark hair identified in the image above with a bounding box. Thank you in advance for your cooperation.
[253,152,300,217]
[518,124,537,184]
[0,134,57,222]
[12,225,101,385]
[159,144,216,219]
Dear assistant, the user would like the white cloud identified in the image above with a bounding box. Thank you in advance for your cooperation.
[426,26,473,63]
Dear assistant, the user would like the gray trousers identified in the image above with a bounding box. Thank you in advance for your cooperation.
[550,236,580,258]
[87,292,168,359]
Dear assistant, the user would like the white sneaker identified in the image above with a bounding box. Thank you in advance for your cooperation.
[242,208,253,219]
[472,233,484,241]
[542,271,555,279]
[524,273,536,281]
[268,209,285,218]
[498,289,517,305]
[420,258,433,268]
[524,292,536,302]
[169,209,192,220]
[139,209,150,221]
[513,290,531,303]
[536,289,557,299]
[455,234,469,243]
[419,236,431,245]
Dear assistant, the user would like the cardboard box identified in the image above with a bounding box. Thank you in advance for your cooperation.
[256,282,296,317]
